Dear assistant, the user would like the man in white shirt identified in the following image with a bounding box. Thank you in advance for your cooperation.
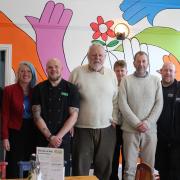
[69,44,118,180]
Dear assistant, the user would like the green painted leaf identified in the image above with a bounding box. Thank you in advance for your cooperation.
[107,40,119,47]
[114,44,123,52]
[91,40,106,46]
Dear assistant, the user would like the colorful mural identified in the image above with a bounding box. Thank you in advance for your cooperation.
[0,0,180,82]
[0,12,46,82]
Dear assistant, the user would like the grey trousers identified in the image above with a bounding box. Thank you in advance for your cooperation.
[72,126,116,180]
[123,131,157,180]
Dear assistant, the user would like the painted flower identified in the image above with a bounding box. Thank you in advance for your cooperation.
[90,16,116,42]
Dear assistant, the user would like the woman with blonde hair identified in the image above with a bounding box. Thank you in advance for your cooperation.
[1,61,37,178]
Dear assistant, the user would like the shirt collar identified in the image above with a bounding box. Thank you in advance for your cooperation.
[133,71,149,78]
[87,65,104,74]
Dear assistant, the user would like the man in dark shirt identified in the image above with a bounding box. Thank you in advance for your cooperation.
[32,58,80,176]
[155,62,180,180]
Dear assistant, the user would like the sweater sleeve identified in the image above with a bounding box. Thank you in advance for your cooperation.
[118,77,141,128]
[69,68,78,85]
[111,73,119,124]
[144,79,163,128]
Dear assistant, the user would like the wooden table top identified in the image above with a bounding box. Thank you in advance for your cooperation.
[66,176,98,180]
[6,176,98,180]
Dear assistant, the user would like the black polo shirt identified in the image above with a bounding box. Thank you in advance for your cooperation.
[157,80,180,144]
[32,79,80,145]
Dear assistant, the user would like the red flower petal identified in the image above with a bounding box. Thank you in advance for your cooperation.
[93,31,101,39]
[90,22,99,31]
[105,20,114,28]
[107,29,116,38]
[101,33,108,41]
[97,16,104,25]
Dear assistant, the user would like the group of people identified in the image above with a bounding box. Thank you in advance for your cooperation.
[0,44,180,180]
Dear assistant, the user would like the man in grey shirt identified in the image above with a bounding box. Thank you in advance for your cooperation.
[119,51,163,180]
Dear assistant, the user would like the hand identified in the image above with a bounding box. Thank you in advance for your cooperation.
[25,1,73,79]
[69,128,74,137]
[136,122,148,133]
[122,37,148,72]
[48,135,62,148]
[119,0,180,25]
[3,139,10,151]
[122,37,163,77]
[111,122,117,128]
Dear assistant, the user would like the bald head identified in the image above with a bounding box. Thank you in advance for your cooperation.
[161,62,176,86]
[46,58,63,83]
[161,62,176,71]
[46,58,62,69]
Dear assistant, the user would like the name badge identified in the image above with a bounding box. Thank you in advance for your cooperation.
[176,97,180,102]
[61,92,68,96]
[168,93,174,98]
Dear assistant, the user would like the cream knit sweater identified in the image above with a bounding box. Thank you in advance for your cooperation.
[69,65,118,128]
[119,74,163,133]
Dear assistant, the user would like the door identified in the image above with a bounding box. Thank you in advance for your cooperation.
[0,49,6,161]
[0,44,12,161]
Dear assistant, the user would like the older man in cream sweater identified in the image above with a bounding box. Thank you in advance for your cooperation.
[69,44,118,180]
[119,51,163,180]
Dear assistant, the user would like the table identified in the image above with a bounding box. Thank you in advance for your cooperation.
[7,176,98,180]
[66,176,98,180]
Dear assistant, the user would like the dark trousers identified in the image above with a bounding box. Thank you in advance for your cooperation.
[110,125,125,180]
[155,140,180,180]
[61,136,71,176]
[72,126,116,180]
[6,120,36,178]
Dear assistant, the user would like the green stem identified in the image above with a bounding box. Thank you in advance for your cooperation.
[105,44,112,69]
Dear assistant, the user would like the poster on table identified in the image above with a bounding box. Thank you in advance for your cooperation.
[36,147,64,180]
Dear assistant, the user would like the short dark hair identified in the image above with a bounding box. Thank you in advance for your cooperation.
[134,51,149,62]
[113,60,127,70]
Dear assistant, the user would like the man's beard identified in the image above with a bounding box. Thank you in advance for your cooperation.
[91,63,102,72]
[49,75,61,82]
[162,78,174,87]
[136,67,146,74]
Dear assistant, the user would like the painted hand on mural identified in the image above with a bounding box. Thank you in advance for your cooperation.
[26,1,73,79]
[120,0,180,25]
[122,37,148,72]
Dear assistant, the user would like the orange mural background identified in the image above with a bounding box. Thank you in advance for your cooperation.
[0,12,46,82]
